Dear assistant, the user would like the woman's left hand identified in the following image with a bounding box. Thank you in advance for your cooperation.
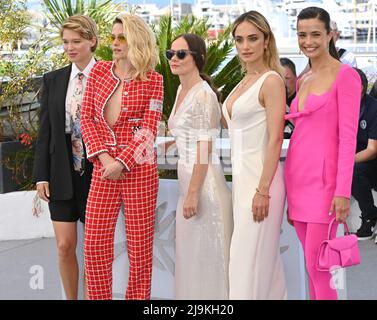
[183,192,200,219]
[252,192,269,223]
[100,161,125,180]
[330,196,350,223]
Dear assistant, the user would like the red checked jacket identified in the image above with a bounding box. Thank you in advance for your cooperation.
[81,61,163,170]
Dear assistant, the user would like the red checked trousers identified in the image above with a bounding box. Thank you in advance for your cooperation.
[84,147,158,300]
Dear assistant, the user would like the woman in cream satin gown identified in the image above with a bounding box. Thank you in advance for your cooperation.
[167,34,233,300]
[222,11,287,300]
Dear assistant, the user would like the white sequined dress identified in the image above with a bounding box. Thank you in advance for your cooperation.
[168,80,233,300]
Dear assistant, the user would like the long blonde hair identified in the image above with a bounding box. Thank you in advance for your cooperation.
[114,13,158,80]
[232,11,284,78]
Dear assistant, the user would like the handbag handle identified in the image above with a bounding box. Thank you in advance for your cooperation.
[327,217,350,240]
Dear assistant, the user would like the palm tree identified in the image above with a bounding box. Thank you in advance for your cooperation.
[42,0,123,47]
[43,0,119,29]
[206,27,243,103]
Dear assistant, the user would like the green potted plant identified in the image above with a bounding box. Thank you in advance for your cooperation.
[0,0,66,192]
[0,0,35,193]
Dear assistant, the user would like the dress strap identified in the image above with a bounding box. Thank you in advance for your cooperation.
[251,71,282,105]
[253,70,281,91]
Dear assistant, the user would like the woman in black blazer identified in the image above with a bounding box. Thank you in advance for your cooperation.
[32,15,98,300]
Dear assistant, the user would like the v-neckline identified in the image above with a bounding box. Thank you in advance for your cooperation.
[225,71,271,120]
[173,80,204,117]
[296,64,345,113]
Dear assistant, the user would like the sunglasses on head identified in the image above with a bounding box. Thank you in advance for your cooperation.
[108,34,127,44]
[165,49,196,60]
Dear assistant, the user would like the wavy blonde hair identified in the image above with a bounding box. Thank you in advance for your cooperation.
[232,11,284,78]
[60,15,98,52]
[114,13,158,80]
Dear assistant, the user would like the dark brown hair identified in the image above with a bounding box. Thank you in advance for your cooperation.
[297,7,339,61]
[173,33,221,102]
[280,57,296,76]
[354,68,368,98]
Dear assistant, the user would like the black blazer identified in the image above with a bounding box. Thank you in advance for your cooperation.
[32,65,92,201]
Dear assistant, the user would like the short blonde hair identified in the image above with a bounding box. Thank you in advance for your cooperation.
[60,15,98,52]
[113,13,158,80]
[232,11,284,78]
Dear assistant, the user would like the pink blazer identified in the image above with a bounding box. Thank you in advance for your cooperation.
[284,64,361,223]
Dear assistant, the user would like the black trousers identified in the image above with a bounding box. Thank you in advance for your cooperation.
[351,160,377,221]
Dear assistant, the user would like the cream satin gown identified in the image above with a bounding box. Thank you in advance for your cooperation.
[222,71,287,300]
[168,80,233,300]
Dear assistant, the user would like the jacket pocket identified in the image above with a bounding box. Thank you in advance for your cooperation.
[125,109,143,119]
[127,117,143,122]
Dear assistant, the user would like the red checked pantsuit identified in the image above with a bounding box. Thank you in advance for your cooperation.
[81,61,163,300]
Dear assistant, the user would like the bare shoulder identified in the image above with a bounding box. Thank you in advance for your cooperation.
[331,59,343,70]
[260,71,285,107]
[265,71,284,85]
[261,72,285,94]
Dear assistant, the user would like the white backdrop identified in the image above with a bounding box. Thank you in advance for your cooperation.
[1,134,360,299]
[0,190,53,240]
[0,183,355,299]
[74,178,309,300]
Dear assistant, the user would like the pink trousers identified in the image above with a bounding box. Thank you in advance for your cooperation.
[294,221,338,300]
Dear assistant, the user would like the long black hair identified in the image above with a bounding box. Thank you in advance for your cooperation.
[297,7,339,62]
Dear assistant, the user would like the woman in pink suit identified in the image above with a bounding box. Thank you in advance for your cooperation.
[284,7,361,300]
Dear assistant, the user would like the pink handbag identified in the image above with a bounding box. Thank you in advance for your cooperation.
[317,218,361,272]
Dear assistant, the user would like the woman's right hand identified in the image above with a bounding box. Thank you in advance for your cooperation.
[252,192,269,223]
[100,161,125,180]
[98,153,125,180]
[36,182,50,202]
[98,152,115,167]
[183,191,200,219]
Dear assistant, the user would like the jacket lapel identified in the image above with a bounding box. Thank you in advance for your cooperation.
[56,65,72,126]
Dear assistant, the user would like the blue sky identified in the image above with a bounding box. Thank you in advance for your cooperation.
[125,0,231,4]
[27,0,233,9]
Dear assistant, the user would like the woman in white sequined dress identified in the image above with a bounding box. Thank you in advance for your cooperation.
[162,33,233,299]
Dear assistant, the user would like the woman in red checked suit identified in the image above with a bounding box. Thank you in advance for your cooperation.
[81,13,163,300]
